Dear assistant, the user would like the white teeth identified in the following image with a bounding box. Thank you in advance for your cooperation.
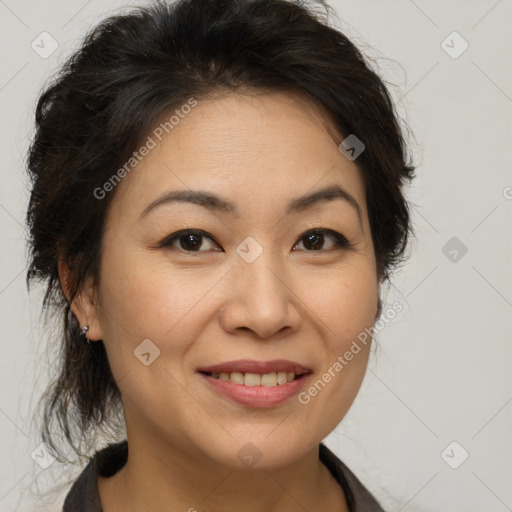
[244,373,261,386]
[277,372,288,385]
[230,372,245,384]
[260,372,277,386]
[208,371,298,385]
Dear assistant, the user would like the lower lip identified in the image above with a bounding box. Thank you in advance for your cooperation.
[199,373,311,408]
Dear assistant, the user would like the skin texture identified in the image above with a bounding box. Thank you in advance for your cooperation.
[61,89,380,512]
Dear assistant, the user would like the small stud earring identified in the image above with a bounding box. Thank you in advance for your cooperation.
[80,325,90,345]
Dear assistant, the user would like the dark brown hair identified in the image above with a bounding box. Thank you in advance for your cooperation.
[26,0,415,462]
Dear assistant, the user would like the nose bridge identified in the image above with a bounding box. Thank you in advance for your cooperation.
[236,236,287,308]
[223,235,300,337]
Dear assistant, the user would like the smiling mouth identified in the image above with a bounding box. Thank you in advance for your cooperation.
[199,371,307,386]
[197,360,313,407]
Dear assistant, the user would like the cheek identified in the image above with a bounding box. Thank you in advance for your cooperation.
[98,241,187,335]
[303,263,378,343]
[96,241,222,377]
[294,270,377,442]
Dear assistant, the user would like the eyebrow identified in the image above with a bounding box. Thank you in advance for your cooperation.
[138,183,362,225]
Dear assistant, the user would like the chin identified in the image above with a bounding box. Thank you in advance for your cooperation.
[195,430,315,471]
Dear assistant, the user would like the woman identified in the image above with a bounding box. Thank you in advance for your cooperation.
[25,0,415,510]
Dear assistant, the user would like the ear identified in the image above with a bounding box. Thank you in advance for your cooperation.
[58,257,103,341]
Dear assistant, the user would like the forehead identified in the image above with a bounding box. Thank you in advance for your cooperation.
[106,89,367,224]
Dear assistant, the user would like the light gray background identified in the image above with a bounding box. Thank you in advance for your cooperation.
[1,1,511,511]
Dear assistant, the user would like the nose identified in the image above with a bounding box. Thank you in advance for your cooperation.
[218,250,303,340]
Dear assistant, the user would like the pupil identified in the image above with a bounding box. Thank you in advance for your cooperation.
[306,233,323,250]
[181,234,201,250]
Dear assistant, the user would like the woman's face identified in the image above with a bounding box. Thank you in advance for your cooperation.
[83,90,379,469]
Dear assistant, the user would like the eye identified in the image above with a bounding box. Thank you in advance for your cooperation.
[293,229,351,252]
[159,229,221,252]
[159,228,352,254]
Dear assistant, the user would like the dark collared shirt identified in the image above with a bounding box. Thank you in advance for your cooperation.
[62,441,385,511]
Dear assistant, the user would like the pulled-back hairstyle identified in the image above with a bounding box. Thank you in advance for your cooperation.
[26,0,415,462]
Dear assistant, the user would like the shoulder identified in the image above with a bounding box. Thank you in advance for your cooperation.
[61,440,128,512]
[319,442,385,512]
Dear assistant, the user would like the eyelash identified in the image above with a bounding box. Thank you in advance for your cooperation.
[158,228,353,253]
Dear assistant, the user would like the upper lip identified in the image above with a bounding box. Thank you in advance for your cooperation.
[197,359,312,375]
